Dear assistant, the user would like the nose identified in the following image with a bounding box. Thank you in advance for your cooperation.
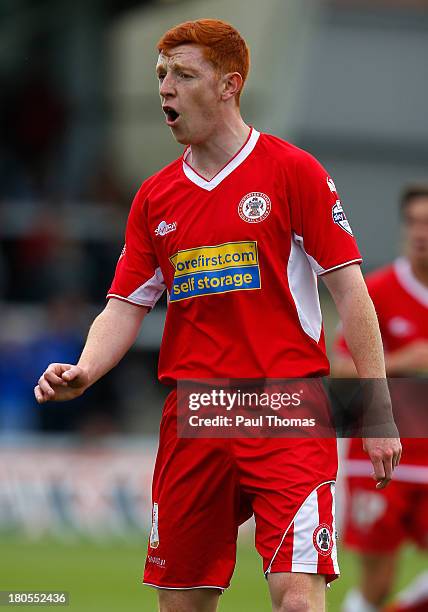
[159,73,175,99]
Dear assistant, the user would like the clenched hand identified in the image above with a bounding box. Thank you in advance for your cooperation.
[34,363,89,403]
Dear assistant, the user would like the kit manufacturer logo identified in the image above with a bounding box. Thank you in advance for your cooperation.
[155,221,177,237]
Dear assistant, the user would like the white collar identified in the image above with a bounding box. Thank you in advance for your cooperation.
[394,257,428,307]
[182,128,260,191]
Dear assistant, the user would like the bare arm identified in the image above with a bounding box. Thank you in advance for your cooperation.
[322,264,402,488]
[322,265,386,378]
[34,298,148,403]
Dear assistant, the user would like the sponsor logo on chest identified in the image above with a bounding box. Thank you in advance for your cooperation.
[169,241,261,302]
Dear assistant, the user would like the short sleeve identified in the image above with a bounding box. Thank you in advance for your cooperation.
[107,183,166,309]
[289,152,362,275]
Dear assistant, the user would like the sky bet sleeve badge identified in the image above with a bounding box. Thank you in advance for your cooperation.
[332,200,353,235]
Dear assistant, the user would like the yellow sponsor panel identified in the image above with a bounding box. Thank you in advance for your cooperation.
[170,241,258,277]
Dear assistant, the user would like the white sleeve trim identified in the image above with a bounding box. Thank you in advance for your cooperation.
[108,266,166,308]
[317,258,362,276]
[106,294,154,308]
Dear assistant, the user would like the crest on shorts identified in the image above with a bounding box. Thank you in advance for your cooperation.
[150,502,160,549]
[313,523,333,556]
[238,192,271,223]
[332,200,353,236]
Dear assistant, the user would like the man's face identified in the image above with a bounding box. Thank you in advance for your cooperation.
[156,44,224,145]
[403,197,428,266]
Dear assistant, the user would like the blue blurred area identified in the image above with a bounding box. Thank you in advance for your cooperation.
[0,340,36,431]
[0,296,83,432]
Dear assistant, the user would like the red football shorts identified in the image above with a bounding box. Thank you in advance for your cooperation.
[143,390,339,590]
[344,466,428,553]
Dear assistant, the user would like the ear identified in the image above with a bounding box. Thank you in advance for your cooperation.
[220,72,243,102]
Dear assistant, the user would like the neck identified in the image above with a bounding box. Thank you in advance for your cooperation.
[187,115,251,180]
[409,258,428,287]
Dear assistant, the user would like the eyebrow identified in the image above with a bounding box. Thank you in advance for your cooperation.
[156,61,196,75]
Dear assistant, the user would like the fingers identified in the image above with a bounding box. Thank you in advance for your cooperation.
[375,479,388,490]
[61,368,79,383]
[370,455,387,489]
[44,369,67,387]
[374,455,393,490]
[34,363,76,403]
[34,385,46,404]
[383,451,393,481]
[371,446,401,489]
[393,445,402,469]
[36,373,55,401]
[364,438,401,489]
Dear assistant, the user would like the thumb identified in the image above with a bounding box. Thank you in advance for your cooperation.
[61,367,81,382]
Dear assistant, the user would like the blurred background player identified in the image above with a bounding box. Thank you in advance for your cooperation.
[332,185,428,612]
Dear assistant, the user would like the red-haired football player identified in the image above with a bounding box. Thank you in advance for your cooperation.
[35,19,401,612]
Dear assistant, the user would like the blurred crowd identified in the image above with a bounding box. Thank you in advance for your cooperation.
[0,19,156,437]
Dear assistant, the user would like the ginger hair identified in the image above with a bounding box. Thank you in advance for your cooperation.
[157,19,250,105]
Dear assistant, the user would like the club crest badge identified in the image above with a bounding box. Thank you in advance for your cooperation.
[313,523,333,556]
[238,192,271,223]
[332,200,353,235]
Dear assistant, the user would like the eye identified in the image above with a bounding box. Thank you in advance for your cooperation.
[179,72,192,79]
[158,73,166,82]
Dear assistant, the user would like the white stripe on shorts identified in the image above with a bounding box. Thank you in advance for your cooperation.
[291,487,319,572]
[265,480,335,576]
[330,482,339,575]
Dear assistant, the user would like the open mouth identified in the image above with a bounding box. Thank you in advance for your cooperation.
[163,106,180,125]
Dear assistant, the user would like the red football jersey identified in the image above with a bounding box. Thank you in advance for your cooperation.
[108,128,361,383]
[335,258,428,467]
